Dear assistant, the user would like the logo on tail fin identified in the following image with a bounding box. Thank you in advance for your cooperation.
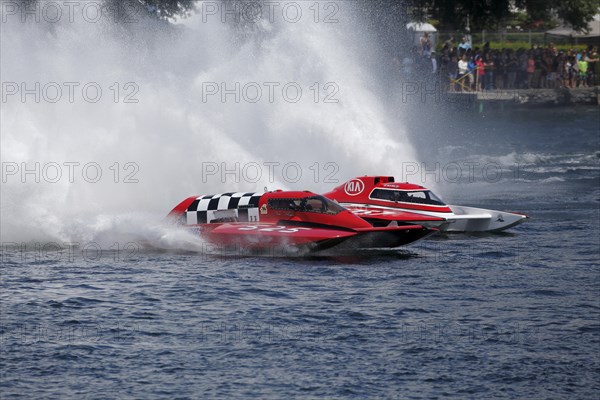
[344,179,365,196]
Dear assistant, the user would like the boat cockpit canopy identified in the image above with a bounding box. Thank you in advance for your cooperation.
[268,195,345,215]
[370,188,445,206]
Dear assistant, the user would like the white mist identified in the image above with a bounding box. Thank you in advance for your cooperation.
[0,1,416,244]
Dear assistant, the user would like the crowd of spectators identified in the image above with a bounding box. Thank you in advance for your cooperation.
[411,35,599,92]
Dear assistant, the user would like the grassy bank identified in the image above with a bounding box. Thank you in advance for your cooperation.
[436,32,591,52]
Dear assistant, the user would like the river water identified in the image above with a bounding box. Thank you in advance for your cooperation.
[2,107,599,399]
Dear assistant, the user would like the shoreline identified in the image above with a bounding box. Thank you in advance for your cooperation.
[446,86,600,107]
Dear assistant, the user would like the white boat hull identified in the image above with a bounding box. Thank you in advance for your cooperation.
[341,203,528,233]
[444,205,528,232]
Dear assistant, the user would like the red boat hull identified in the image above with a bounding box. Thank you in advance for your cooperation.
[167,190,436,253]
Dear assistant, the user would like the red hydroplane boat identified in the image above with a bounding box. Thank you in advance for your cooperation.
[324,176,528,233]
[167,190,436,252]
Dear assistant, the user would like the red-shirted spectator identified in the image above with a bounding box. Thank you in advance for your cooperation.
[527,56,535,88]
[476,56,485,91]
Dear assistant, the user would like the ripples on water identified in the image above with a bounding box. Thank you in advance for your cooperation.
[2,117,600,397]
[2,167,599,398]
[2,56,599,400]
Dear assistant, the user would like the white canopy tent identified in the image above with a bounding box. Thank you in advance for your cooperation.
[406,22,438,50]
[545,14,600,43]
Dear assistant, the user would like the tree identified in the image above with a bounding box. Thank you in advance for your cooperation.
[514,0,598,32]
[551,0,598,32]
[387,0,514,30]
[102,0,196,21]
[405,0,597,32]
[96,0,597,31]
[138,0,196,19]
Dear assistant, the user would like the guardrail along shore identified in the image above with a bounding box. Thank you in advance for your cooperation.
[448,86,600,108]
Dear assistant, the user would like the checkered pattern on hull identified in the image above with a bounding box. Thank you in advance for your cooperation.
[185,192,262,225]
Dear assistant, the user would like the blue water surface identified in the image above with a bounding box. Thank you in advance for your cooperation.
[1,107,599,399]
